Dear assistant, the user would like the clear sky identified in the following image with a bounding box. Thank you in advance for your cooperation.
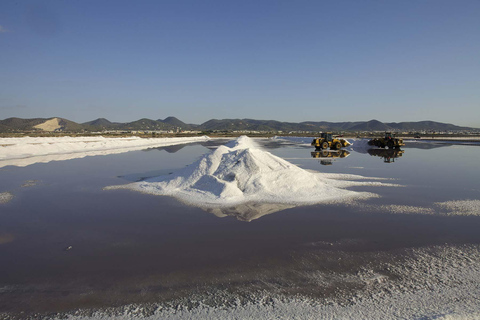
[1,0,479,126]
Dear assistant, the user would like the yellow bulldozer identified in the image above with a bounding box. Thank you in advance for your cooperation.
[311,132,351,151]
[368,132,405,149]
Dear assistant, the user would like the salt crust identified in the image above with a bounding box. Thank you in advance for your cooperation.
[58,244,480,320]
[353,200,480,216]
[107,136,396,214]
[0,192,13,204]
[435,200,480,216]
[0,136,211,168]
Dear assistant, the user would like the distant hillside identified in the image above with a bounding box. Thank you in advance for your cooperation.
[120,118,174,131]
[0,117,477,133]
[159,116,192,129]
[0,117,48,131]
[348,119,393,132]
[0,117,85,132]
[197,118,475,132]
[385,121,471,131]
[199,119,303,132]
[82,118,118,129]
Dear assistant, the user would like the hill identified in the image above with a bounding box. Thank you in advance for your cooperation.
[197,118,475,132]
[0,117,86,133]
[0,117,477,133]
[82,118,118,129]
[159,116,192,129]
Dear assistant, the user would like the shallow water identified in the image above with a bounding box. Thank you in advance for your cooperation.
[0,138,479,316]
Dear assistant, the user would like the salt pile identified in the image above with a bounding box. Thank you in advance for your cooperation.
[108,136,394,215]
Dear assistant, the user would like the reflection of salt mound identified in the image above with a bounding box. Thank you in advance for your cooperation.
[345,139,375,154]
[108,136,390,217]
[206,203,296,222]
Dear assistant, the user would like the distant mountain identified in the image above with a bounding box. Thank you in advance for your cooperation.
[348,119,391,131]
[0,117,48,131]
[385,121,471,131]
[0,117,85,132]
[199,119,303,132]
[197,118,475,132]
[0,117,477,133]
[120,118,173,131]
[159,116,191,129]
[82,118,118,129]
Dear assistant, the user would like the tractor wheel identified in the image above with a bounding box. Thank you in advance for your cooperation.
[321,141,329,149]
[387,141,394,149]
[334,142,342,150]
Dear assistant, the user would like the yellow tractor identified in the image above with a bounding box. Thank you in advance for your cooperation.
[368,132,405,149]
[311,132,350,151]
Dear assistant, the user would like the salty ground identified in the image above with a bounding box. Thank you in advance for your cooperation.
[0,136,479,319]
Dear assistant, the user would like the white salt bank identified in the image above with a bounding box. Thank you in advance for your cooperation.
[0,136,211,168]
[108,136,394,218]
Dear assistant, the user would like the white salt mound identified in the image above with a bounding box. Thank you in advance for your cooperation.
[109,136,391,209]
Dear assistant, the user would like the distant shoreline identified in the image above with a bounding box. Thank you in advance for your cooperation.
[1,132,480,143]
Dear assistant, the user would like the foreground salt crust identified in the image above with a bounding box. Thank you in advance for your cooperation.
[351,200,480,217]
[0,192,13,204]
[0,136,210,168]
[108,136,393,215]
[59,244,480,320]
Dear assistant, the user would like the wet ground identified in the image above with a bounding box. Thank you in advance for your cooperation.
[0,138,479,318]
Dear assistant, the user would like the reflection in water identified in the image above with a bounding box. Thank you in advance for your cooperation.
[204,202,296,222]
[144,144,187,153]
[0,233,14,245]
[119,170,175,182]
[368,149,405,163]
[311,150,350,165]
[403,142,450,150]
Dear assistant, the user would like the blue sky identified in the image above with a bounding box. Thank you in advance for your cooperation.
[1,0,479,126]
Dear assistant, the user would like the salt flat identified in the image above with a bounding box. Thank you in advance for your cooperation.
[1,136,479,320]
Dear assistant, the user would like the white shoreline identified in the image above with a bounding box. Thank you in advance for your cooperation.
[0,136,211,168]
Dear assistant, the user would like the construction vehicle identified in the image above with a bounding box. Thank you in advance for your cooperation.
[311,132,351,151]
[368,132,405,149]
